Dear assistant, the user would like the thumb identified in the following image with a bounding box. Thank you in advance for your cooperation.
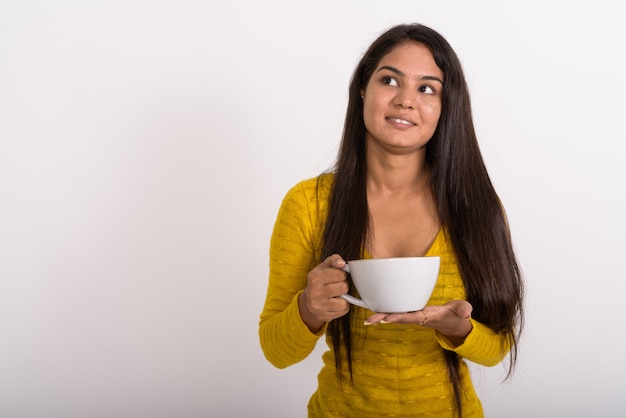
[448,300,473,320]
[323,254,346,269]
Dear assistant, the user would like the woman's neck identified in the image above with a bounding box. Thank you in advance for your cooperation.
[365,145,429,196]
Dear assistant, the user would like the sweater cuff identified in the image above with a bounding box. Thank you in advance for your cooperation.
[436,319,509,366]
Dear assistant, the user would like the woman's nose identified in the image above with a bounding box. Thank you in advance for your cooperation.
[394,88,416,109]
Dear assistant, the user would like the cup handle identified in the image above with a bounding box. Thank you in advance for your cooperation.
[339,264,369,309]
[340,294,368,309]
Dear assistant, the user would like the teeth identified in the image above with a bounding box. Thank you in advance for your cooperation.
[390,118,412,125]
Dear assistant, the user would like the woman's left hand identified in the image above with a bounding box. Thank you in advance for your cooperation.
[365,299,473,346]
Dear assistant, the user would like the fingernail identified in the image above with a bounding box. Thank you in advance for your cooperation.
[380,320,389,324]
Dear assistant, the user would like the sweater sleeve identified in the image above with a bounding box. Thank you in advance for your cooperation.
[436,319,512,367]
[427,230,513,367]
[258,179,327,369]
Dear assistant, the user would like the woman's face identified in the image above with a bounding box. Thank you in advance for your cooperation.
[362,41,443,156]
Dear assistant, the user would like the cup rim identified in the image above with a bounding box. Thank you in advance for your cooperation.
[347,255,440,264]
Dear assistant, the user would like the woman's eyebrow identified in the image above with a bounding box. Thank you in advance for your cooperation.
[421,75,444,84]
[377,65,444,85]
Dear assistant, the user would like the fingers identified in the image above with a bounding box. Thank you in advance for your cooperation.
[364,313,389,325]
[308,254,348,289]
[365,311,421,325]
[304,254,350,322]
[305,288,350,323]
[364,301,474,331]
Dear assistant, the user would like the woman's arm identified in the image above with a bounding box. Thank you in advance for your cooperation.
[437,319,512,367]
[258,180,326,368]
[365,300,511,367]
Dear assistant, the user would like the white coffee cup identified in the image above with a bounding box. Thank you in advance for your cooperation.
[340,256,440,313]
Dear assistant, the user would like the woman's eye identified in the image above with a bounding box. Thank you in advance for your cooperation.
[419,85,436,94]
[382,76,399,87]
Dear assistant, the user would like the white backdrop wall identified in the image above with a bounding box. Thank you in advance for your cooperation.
[1,1,625,417]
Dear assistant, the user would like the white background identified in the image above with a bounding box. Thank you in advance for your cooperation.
[1,1,625,417]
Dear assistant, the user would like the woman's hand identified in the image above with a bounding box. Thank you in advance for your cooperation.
[365,300,474,346]
[298,254,350,333]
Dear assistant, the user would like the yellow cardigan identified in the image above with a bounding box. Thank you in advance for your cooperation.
[259,174,510,417]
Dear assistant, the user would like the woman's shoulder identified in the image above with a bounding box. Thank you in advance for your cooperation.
[287,172,334,200]
[277,173,334,225]
[276,173,333,243]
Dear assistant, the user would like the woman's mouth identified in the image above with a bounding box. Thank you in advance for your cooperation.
[387,117,415,126]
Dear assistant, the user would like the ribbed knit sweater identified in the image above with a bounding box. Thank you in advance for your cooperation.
[259,173,510,417]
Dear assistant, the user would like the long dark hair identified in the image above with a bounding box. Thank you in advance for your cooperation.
[320,23,524,417]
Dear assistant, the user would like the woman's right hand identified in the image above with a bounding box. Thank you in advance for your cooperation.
[298,254,350,332]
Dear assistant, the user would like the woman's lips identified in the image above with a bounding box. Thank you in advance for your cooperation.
[386,117,416,126]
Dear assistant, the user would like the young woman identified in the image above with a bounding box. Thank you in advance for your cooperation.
[259,23,524,417]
